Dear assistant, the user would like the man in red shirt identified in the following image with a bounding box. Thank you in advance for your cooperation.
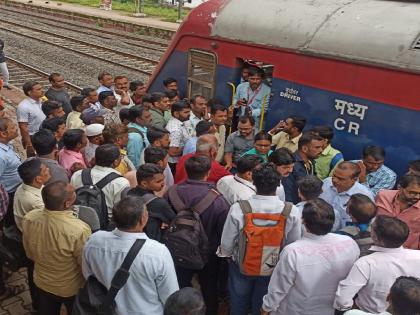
[376,174,420,249]
[175,134,231,184]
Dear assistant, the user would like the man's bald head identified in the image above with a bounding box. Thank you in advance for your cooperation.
[42,181,75,210]
[347,193,377,224]
[195,134,218,159]
[336,161,361,179]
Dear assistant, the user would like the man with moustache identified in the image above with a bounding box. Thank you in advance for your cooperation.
[376,174,420,250]
[233,66,271,124]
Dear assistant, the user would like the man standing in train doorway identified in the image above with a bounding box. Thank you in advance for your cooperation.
[234,66,271,130]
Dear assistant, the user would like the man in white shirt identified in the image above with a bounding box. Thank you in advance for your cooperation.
[217,155,260,205]
[217,156,285,205]
[261,198,360,315]
[220,163,302,315]
[320,161,374,229]
[334,215,420,314]
[82,195,179,315]
[188,95,208,130]
[166,100,192,167]
[71,144,130,219]
[114,75,134,112]
[344,276,420,315]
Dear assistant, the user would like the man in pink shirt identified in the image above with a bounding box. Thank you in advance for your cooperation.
[376,174,420,250]
[58,129,88,177]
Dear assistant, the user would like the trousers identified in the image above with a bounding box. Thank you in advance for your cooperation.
[228,261,270,315]
[38,287,74,315]
[176,254,223,315]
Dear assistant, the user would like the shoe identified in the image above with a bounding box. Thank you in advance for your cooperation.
[3,85,11,90]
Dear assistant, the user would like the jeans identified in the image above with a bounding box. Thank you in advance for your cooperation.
[0,62,9,86]
[228,261,270,315]
[176,254,222,315]
[38,287,74,315]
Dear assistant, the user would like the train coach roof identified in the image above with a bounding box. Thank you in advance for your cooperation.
[208,0,420,72]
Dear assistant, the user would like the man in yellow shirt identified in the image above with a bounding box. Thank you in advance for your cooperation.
[269,115,306,153]
[22,181,91,315]
[102,123,135,175]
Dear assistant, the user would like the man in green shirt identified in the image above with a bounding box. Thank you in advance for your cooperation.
[312,126,344,180]
[150,92,170,129]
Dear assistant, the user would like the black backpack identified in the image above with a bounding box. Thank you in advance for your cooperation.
[75,169,121,230]
[73,238,145,315]
[163,186,219,270]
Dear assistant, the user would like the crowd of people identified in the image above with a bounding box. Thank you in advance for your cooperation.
[0,65,419,315]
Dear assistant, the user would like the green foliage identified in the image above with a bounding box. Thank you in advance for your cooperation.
[54,0,188,22]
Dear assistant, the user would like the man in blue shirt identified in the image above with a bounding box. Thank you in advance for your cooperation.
[233,66,271,126]
[96,71,113,94]
[127,106,151,168]
[183,120,216,155]
[0,117,22,227]
[355,145,397,196]
[320,161,375,230]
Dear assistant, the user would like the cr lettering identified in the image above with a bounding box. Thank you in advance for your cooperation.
[334,118,360,135]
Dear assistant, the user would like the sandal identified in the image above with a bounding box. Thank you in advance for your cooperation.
[0,283,26,300]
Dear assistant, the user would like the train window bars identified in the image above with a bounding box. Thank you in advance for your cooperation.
[187,49,217,100]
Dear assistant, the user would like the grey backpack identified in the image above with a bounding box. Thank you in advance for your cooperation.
[163,186,219,270]
[75,169,121,230]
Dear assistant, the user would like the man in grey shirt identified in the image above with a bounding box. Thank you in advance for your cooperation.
[45,73,72,114]
[224,115,257,171]
[32,129,68,184]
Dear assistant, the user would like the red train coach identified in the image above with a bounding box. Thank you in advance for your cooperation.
[147,0,420,175]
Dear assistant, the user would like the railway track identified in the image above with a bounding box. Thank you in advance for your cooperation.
[5,57,82,94]
[0,18,159,76]
[0,5,169,53]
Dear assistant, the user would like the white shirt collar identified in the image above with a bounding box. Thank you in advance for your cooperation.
[93,165,122,175]
[233,174,254,187]
[112,229,149,239]
[252,194,280,201]
[369,245,405,253]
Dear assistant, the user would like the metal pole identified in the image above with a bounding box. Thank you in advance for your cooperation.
[133,0,147,17]
[140,0,144,14]
[176,0,184,23]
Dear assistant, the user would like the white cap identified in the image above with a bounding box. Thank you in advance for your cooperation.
[85,123,104,137]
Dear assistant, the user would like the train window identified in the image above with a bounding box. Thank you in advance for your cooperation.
[187,49,217,99]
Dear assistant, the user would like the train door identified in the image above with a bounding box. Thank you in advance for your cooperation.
[228,59,274,131]
[186,49,217,99]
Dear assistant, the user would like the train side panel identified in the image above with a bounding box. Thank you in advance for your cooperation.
[148,35,420,175]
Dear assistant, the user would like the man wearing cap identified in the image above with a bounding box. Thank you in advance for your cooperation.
[83,124,105,167]
[80,107,106,126]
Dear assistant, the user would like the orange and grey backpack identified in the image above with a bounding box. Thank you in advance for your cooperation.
[237,200,293,276]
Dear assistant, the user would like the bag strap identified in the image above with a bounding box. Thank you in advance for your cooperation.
[142,193,157,205]
[282,202,293,218]
[81,168,93,186]
[96,172,122,190]
[101,239,146,310]
[238,200,253,216]
[168,185,186,212]
[121,187,130,199]
[192,189,219,214]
